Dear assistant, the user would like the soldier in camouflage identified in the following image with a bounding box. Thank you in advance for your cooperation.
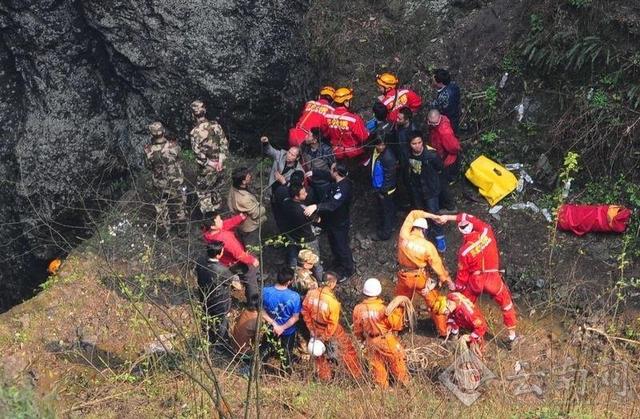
[144,122,187,233]
[291,249,320,297]
[190,100,229,215]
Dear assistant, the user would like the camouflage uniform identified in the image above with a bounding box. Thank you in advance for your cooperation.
[291,249,320,296]
[292,266,318,296]
[144,122,187,230]
[190,100,229,214]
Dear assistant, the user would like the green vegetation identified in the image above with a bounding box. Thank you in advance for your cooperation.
[529,13,543,33]
[484,85,498,110]
[480,130,498,146]
[0,381,53,419]
[567,0,592,8]
[180,149,196,163]
[580,175,640,258]
[588,89,609,109]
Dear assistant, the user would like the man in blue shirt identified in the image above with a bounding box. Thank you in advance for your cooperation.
[261,267,301,374]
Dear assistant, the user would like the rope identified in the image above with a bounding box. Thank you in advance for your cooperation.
[385,295,415,331]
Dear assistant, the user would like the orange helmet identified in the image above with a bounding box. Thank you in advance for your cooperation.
[333,87,354,104]
[319,86,335,99]
[47,258,62,275]
[376,72,399,88]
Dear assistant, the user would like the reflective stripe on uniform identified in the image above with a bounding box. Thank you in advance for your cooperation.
[382,89,409,106]
[461,228,491,256]
[324,113,356,123]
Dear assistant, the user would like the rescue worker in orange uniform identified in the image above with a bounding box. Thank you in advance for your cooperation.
[289,86,336,147]
[433,292,488,357]
[352,278,409,389]
[376,72,422,123]
[396,210,455,337]
[437,212,518,348]
[301,271,363,381]
[324,87,370,160]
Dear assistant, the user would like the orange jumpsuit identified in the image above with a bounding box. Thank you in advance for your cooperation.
[352,297,409,388]
[455,213,517,330]
[397,210,452,337]
[447,292,488,346]
[302,287,362,381]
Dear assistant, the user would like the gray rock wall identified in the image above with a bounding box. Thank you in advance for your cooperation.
[0,0,310,310]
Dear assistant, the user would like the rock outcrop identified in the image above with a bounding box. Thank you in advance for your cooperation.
[0,0,310,310]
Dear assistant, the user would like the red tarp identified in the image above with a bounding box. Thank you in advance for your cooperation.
[557,204,632,236]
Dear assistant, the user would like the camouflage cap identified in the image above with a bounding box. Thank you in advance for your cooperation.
[191,100,206,114]
[148,122,165,136]
[298,249,319,265]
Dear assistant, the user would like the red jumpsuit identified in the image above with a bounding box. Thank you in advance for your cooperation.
[324,106,369,159]
[429,115,460,167]
[378,88,422,123]
[288,98,335,147]
[447,292,488,345]
[455,213,517,330]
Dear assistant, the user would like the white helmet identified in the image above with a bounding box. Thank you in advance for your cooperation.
[412,218,429,230]
[307,338,326,357]
[363,278,382,297]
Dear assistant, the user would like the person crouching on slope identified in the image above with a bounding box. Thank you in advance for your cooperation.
[433,292,488,358]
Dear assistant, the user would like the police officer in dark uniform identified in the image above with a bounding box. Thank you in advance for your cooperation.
[304,162,354,283]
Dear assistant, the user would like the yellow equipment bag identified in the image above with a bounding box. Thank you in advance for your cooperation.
[465,155,517,206]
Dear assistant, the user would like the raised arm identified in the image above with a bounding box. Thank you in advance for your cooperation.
[399,210,440,240]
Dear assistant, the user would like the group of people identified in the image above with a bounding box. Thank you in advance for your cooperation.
[143,69,518,388]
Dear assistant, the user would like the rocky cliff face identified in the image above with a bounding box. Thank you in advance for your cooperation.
[0,0,310,310]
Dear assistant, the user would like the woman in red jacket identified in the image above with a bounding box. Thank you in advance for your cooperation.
[202,211,259,303]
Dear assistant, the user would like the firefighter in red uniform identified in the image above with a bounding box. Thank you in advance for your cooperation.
[433,292,487,357]
[324,87,369,160]
[376,73,422,123]
[437,213,518,348]
[289,86,336,148]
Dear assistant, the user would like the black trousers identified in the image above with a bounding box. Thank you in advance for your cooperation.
[203,311,230,351]
[260,331,297,375]
[375,191,396,240]
[409,187,444,239]
[327,223,354,277]
[439,159,460,211]
[230,264,260,304]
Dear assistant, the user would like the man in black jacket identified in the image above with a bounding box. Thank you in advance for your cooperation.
[195,241,237,350]
[407,130,447,252]
[431,68,461,134]
[370,133,398,241]
[281,183,323,281]
[300,128,335,203]
[272,170,304,233]
[304,162,354,283]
